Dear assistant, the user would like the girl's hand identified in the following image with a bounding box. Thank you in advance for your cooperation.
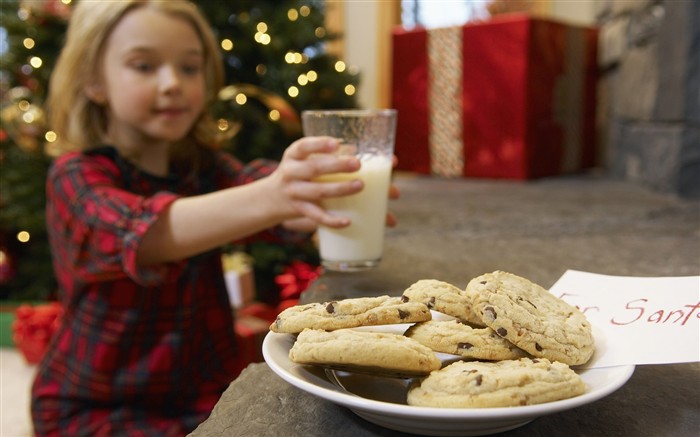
[385,154,400,227]
[269,136,363,228]
[279,151,401,233]
[386,182,400,228]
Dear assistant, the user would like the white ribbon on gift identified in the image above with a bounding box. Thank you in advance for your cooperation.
[427,26,465,178]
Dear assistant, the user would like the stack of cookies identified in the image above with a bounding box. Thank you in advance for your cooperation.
[268,270,594,408]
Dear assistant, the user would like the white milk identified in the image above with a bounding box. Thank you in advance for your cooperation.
[316,154,392,265]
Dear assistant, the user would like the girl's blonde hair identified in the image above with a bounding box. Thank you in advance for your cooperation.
[48,0,224,157]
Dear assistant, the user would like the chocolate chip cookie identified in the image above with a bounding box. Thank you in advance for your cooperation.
[407,357,586,408]
[404,320,529,360]
[270,295,432,334]
[467,271,594,366]
[289,328,442,376]
[402,279,483,326]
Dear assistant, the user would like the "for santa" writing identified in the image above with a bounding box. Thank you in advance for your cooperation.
[558,293,700,327]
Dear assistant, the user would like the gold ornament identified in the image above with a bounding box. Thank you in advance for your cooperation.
[217,84,301,137]
[19,0,72,21]
[0,87,47,153]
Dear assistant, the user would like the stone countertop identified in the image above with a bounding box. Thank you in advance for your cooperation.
[190,174,700,437]
[303,173,700,302]
[190,362,699,437]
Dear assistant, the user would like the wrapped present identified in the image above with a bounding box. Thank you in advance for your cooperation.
[234,314,270,365]
[234,300,299,365]
[232,259,318,367]
[11,302,63,364]
[391,14,598,179]
[222,251,255,309]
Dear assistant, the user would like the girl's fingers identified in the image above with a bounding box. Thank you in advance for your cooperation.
[389,184,400,200]
[279,152,361,181]
[282,217,317,233]
[285,179,363,201]
[284,136,339,159]
[386,212,398,227]
[294,201,350,228]
[309,153,361,176]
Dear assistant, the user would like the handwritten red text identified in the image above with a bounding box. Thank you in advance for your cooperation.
[610,299,700,326]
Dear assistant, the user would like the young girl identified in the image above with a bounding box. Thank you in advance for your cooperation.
[31,1,396,435]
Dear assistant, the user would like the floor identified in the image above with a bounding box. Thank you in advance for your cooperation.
[0,348,36,437]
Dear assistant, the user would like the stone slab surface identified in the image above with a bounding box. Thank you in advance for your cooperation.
[190,173,699,437]
[190,362,700,437]
[304,173,699,302]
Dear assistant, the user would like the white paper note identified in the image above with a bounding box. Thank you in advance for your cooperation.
[549,270,700,368]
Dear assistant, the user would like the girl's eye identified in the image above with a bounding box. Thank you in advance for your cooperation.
[181,64,202,76]
[131,62,154,73]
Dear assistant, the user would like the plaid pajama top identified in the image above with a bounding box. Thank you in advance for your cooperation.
[31,146,285,436]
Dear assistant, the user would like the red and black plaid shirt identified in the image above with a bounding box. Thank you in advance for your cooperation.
[32,146,290,436]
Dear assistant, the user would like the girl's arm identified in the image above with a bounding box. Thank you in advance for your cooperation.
[136,137,362,266]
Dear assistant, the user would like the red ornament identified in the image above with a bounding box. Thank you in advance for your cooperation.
[12,302,63,364]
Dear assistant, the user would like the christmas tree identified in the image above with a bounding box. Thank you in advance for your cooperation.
[0,0,359,302]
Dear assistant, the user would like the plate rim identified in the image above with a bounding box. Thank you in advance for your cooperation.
[262,330,636,421]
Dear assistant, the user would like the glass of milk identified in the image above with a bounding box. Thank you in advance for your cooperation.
[302,109,397,272]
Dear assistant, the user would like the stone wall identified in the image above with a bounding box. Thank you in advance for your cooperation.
[596,0,699,198]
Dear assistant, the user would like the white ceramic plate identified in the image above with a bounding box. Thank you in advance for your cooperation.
[262,325,635,437]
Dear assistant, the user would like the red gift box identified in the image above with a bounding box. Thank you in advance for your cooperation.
[234,299,299,366]
[234,314,271,365]
[391,14,598,179]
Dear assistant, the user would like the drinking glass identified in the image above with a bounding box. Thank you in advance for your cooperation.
[302,109,397,272]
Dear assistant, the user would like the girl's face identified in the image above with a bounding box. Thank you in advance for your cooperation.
[97,7,206,154]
